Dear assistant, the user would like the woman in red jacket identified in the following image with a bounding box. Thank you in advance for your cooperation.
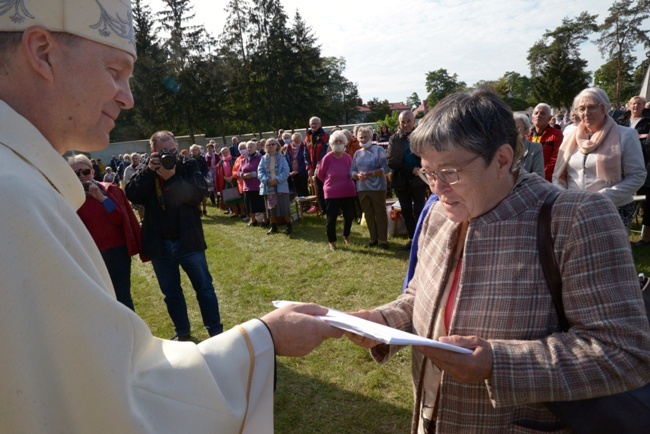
[69,154,143,311]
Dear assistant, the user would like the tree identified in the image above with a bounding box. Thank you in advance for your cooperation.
[284,11,325,128]
[425,68,466,108]
[114,0,171,140]
[406,92,421,110]
[320,57,361,125]
[527,12,598,109]
[596,0,650,107]
[157,0,217,141]
[366,98,392,122]
[503,71,534,102]
[594,57,638,104]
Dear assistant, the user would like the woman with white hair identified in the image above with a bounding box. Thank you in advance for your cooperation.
[553,87,646,229]
[351,126,390,249]
[68,154,142,311]
[317,130,357,250]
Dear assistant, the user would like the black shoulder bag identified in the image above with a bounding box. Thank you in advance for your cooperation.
[537,192,650,434]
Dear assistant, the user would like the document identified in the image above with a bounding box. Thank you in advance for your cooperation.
[273,300,473,355]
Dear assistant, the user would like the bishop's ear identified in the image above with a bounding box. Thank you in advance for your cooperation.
[22,26,58,84]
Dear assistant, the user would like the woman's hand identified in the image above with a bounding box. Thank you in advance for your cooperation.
[87,182,107,203]
[416,335,493,383]
[344,310,386,349]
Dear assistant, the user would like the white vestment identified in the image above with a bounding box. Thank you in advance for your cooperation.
[0,100,275,433]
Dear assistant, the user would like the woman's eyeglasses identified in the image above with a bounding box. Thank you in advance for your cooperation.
[418,153,482,186]
[577,104,602,114]
[75,168,92,177]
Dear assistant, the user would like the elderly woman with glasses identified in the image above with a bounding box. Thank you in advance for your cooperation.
[552,87,646,230]
[345,89,650,433]
[68,154,143,311]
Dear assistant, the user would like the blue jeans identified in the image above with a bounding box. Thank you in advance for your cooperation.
[101,244,134,311]
[151,239,223,337]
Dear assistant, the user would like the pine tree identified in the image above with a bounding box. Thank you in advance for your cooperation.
[596,0,650,107]
[527,12,597,110]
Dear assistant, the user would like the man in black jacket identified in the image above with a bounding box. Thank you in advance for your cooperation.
[387,110,426,250]
[125,131,222,341]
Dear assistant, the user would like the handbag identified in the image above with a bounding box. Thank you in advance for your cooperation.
[221,186,241,202]
[537,192,650,434]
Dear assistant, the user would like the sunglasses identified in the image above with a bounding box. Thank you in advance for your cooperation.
[75,168,92,177]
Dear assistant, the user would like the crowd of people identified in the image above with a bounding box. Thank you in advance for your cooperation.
[2,2,648,432]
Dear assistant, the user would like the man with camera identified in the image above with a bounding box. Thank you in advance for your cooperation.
[125,130,223,341]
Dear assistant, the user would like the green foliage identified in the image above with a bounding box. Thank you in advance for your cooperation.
[376,111,400,133]
[406,92,421,110]
[320,57,362,126]
[596,0,650,107]
[503,71,535,103]
[366,98,392,122]
[425,68,466,108]
[594,58,639,104]
[119,0,361,139]
[131,210,414,433]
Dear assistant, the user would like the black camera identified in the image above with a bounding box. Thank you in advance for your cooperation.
[82,182,92,192]
[159,149,177,170]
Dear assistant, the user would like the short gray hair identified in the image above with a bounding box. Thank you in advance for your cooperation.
[67,154,93,169]
[572,87,612,113]
[410,89,518,166]
[329,130,348,145]
[356,126,372,137]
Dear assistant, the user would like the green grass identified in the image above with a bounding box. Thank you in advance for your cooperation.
[131,205,414,433]
[131,207,649,433]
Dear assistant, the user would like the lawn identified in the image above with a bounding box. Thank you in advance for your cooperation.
[131,205,649,434]
[131,206,415,433]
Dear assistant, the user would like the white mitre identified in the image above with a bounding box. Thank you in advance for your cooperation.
[0,0,136,58]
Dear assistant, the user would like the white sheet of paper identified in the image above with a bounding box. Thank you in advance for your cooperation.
[273,300,473,354]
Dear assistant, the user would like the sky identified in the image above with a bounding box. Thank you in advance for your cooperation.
[150,0,649,104]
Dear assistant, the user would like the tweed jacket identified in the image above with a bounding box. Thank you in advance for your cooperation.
[373,173,650,433]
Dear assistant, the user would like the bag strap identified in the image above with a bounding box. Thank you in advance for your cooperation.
[537,191,570,332]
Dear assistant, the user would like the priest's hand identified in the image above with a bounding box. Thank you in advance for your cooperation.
[261,303,343,357]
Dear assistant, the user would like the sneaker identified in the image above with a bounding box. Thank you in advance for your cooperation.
[170,333,192,342]
[267,224,278,235]
[364,241,378,248]
[285,224,293,235]
[247,220,258,227]
[306,206,317,214]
